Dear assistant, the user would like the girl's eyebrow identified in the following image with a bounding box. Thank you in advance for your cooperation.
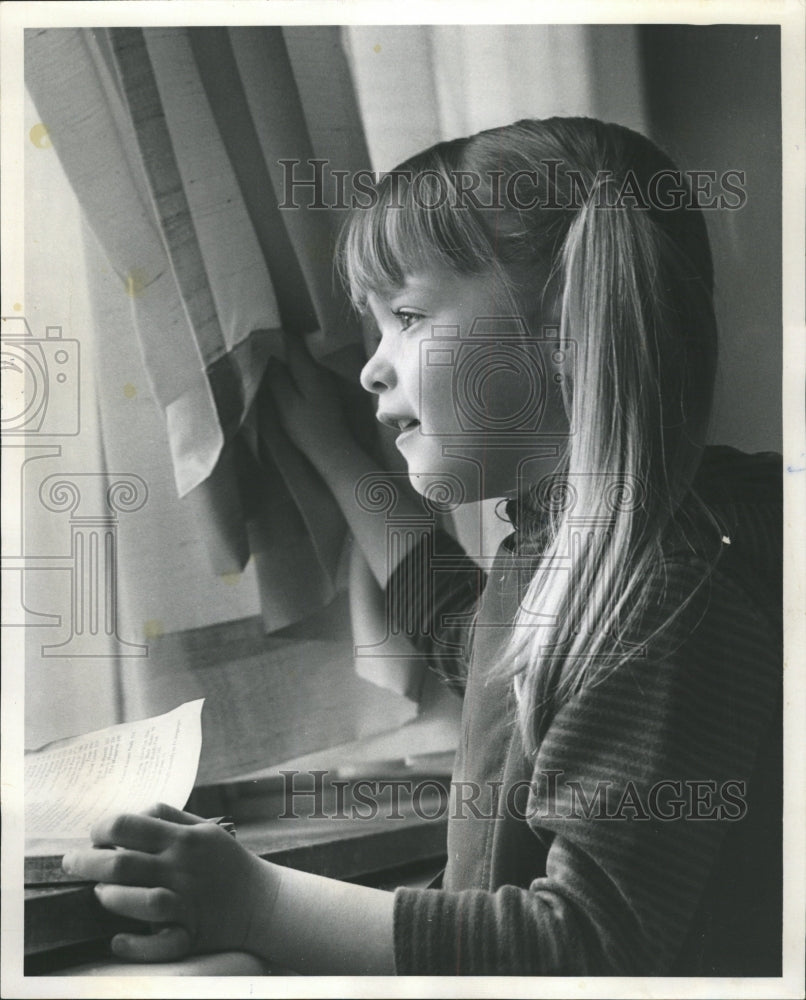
[398,275,436,293]
[388,278,439,307]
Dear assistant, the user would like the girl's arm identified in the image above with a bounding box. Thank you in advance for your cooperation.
[254,860,394,974]
[266,337,425,588]
[63,804,395,973]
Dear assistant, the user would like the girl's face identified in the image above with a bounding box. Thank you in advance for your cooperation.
[360,266,567,502]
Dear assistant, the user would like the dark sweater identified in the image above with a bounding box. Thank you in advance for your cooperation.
[390,447,782,975]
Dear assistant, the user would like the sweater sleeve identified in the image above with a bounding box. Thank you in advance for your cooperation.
[385,528,487,694]
[392,558,782,975]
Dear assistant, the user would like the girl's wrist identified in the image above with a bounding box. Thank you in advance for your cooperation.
[240,855,285,962]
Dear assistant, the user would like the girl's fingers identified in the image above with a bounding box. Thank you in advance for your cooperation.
[111,925,193,963]
[142,802,207,826]
[94,883,184,924]
[62,846,164,887]
[90,811,179,850]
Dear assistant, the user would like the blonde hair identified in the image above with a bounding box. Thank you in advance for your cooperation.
[339,118,718,754]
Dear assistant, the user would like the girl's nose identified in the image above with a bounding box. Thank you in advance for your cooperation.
[360,348,396,394]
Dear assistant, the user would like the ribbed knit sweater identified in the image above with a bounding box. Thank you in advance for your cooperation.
[390,447,782,975]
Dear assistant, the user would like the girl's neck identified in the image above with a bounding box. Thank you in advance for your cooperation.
[448,498,516,565]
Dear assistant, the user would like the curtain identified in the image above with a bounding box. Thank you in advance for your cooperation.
[343,25,648,172]
[24,26,428,773]
[19,86,123,746]
[25,26,373,638]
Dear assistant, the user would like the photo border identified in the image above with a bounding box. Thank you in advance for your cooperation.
[2,2,803,998]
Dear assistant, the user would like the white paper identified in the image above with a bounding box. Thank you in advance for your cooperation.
[24,699,204,840]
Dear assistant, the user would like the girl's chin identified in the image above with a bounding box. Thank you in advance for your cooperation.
[407,469,481,507]
[402,441,534,503]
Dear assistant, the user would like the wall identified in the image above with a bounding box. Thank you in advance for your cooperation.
[641,25,782,454]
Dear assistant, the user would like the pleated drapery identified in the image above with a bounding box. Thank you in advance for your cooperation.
[25,26,374,636]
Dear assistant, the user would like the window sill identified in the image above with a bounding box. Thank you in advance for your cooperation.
[25,771,448,974]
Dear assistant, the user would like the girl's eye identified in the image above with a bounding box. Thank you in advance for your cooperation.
[393,309,422,331]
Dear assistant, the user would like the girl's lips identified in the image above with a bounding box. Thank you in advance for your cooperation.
[377,411,420,432]
[395,422,420,444]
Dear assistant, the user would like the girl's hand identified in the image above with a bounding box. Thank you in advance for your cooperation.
[267,334,355,465]
[61,803,280,963]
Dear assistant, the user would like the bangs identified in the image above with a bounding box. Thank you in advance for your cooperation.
[336,153,499,309]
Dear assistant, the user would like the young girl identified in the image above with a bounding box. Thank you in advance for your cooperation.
[63,117,782,976]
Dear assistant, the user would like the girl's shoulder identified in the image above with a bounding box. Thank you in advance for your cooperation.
[692,444,782,506]
[678,444,782,548]
[666,444,783,626]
